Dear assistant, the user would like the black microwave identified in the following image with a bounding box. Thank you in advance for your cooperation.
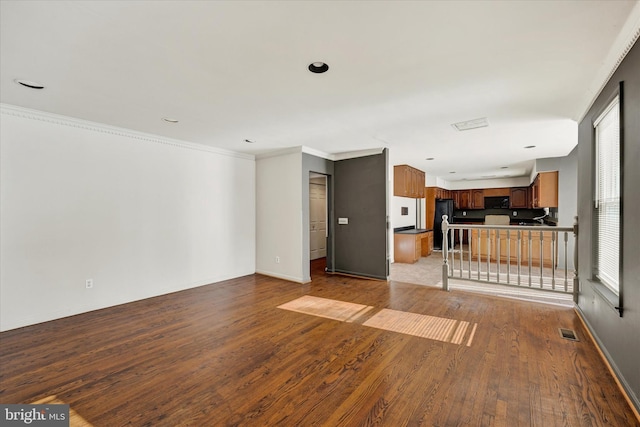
[484,196,509,209]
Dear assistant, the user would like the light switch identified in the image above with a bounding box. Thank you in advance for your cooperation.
[338,217,349,225]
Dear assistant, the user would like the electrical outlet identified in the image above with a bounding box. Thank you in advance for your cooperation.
[85,279,93,289]
[513,211,517,216]
[462,211,466,216]
[275,256,280,264]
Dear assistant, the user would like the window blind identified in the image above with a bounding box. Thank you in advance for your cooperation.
[593,96,620,293]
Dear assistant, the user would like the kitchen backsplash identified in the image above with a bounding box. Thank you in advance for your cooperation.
[453,208,549,222]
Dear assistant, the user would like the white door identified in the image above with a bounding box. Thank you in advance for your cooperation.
[310,179,327,260]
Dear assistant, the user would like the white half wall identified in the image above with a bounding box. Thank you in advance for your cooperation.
[0,106,256,331]
[256,150,304,282]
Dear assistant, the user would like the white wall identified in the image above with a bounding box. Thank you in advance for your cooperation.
[255,151,304,282]
[392,197,418,229]
[0,106,255,331]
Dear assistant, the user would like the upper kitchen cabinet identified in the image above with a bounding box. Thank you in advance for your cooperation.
[510,187,530,209]
[471,189,484,209]
[531,171,558,208]
[394,165,425,198]
[456,190,471,209]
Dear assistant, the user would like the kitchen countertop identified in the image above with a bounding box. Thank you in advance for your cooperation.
[394,228,432,234]
[451,217,556,226]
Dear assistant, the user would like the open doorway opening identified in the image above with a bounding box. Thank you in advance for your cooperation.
[309,173,328,277]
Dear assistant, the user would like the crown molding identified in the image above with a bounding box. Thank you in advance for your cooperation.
[255,146,303,160]
[0,104,255,161]
[256,145,385,162]
[332,148,385,161]
[577,3,640,122]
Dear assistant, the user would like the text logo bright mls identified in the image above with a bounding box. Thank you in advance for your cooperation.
[1,404,69,426]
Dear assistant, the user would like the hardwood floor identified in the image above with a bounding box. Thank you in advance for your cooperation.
[1,259,638,426]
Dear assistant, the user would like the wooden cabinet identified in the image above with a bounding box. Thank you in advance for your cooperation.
[470,229,557,267]
[421,231,433,257]
[425,186,450,229]
[394,232,426,264]
[394,165,425,198]
[522,231,555,267]
[510,187,530,209]
[531,171,558,208]
[483,188,510,197]
[458,190,471,209]
[453,189,482,209]
[471,189,484,209]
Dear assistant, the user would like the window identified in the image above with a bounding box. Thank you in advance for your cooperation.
[593,96,620,294]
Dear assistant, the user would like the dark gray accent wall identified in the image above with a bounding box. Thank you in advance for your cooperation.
[333,149,389,280]
[302,153,335,282]
[577,39,639,411]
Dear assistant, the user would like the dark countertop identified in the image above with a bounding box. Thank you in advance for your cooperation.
[451,217,556,226]
[394,227,432,234]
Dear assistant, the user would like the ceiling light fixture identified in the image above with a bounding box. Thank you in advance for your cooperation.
[308,62,329,73]
[244,139,255,143]
[451,117,488,131]
[524,145,536,149]
[500,166,509,169]
[426,157,435,160]
[449,171,456,174]
[14,79,44,89]
[162,118,179,123]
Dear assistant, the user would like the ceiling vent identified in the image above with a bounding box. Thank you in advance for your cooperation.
[452,117,489,131]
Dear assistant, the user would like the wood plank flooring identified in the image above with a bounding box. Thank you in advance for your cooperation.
[1,259,637,426]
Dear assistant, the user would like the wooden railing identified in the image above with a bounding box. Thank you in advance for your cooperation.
[441,215,579,302]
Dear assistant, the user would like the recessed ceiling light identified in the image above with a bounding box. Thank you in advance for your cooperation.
[162,118,179,123]
[14,79,44,89]
[500,166,509,169]
[308,62,329,73]
[244,139,255,143]
[449,171,456,174]
[426,157,435,161]
[451,117,488,131]
[524,145,536,149]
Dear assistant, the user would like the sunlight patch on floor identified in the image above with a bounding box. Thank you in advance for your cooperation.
[278,295,374,322]
[363,308,478,346]
[278,296,477,346]
[31,395,94,427]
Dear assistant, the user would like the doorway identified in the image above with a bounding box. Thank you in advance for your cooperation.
[309,173,328,273]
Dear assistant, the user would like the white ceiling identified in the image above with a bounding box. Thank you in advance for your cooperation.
[2,1,639,182]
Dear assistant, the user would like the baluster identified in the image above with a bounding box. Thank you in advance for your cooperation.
[459,228,463,278]
[506,230,511,285]
[517,230,521,286]
[467,228,472,279]
[496,230,501,283]
[528,230,532,287]
[477,230,482,280]
[441,215,449,291]
[551,231,557,290]
[486,229,491,281]
[564,231,569,292]
[539,231,544,289]
[450,229,455,276]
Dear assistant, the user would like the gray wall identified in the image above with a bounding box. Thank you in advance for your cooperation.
[333,150,389,280]
[577,40,640,411]
[302,153,335,282]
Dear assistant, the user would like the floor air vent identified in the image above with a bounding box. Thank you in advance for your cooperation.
[559,328,579,341]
